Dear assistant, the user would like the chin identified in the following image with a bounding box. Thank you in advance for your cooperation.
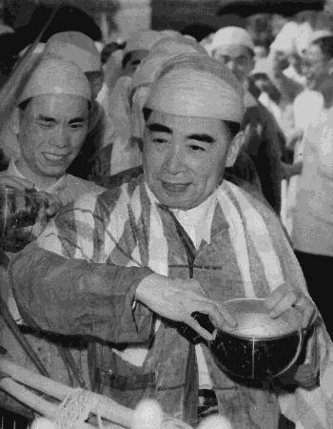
[41,167,67,178]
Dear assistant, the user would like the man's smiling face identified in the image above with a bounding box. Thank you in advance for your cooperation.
[16,93,89,181]
[142,109,235,210]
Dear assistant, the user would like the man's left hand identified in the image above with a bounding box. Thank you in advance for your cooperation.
[265,283,317,329]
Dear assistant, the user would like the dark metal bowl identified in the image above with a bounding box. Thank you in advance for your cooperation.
[0,186,46,252]
[210,298,303,380]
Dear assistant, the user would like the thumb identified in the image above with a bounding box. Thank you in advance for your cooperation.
[186,317,216,342]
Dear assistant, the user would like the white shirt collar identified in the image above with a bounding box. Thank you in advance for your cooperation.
[145,182,217,249]
[8,160,66,193]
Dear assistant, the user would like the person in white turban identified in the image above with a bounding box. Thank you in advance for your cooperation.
[210,26,287,216]
[9,53,325,429]
[0,55,104,420]
[252,22,304,138]
[92,31,174,181]
[121,30,167,78]
[43,31,112,180]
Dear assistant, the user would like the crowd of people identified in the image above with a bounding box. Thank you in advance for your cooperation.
[0,7,333,429]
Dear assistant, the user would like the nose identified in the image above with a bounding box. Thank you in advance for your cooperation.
[163,144,186,174]
[54,126,70,149]
[227,60,237,74]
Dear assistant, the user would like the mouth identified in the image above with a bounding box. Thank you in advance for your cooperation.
[161,180,190,193]
[43,153,68,163]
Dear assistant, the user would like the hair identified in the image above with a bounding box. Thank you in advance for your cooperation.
[181,23,216,42]
[143,107,240,139]
[311,36,333,60]
[101,41,125,65]
[122,52,133,70]
[85,70,104,80]
[18,97,32,111]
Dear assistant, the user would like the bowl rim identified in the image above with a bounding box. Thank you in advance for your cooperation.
[219,297,302,340]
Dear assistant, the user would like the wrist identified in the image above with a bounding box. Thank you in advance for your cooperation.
[135,273,165,303]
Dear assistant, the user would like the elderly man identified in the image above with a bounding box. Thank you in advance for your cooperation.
[209,26,286,216]
[43,31,109,179]
[9,53,328,428]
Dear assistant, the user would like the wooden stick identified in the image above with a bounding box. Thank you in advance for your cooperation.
[0,358,133,427]
[0,377,124,429]
[0,295,50,377]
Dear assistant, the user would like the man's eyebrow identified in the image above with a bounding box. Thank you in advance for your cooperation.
[36,115,56,122]
[69,117,86,123]
[188,134,216,143]
[147,123,172,133]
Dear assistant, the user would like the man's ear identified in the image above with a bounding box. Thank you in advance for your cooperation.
[226,131,244,167]
[11,107,20,136]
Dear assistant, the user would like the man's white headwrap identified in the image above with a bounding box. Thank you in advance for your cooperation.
[270,21,314,56]
[130,38,210,138]
[18,56,91,104]
[209,26,254,55]
[43,31,102,73]
[145,53,244,122]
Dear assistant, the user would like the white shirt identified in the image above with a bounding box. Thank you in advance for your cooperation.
[172,192,217,389]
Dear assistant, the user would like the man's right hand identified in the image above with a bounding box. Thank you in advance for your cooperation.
[135,273,237,342]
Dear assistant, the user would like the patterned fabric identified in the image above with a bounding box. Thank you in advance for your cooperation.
[0,165,104,416]
[32,173,333,427]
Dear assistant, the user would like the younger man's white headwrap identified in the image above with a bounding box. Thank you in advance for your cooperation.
[43,31,101,73]
[19,56,91,104]
[144,53,244,123]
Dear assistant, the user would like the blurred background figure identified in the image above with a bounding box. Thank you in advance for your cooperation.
[253,42,269,61]
[289,34,333,339]
[209,25,285,215]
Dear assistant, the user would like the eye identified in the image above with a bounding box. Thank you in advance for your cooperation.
[220,56,229,64]
[36,120,54,128]
[69,122,84,130]
[150,133,169,144]
[189,144,206,152]
[237,58,247,66]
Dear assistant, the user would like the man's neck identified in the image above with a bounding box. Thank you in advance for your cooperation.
[15,159,63,191]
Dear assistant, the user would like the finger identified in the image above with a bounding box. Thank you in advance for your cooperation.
[185,316,216,342]
[265,283,290,311]
[299,298,317,329]
[269,291,298,319]
[290,296,316,329]
[199,301,237,329]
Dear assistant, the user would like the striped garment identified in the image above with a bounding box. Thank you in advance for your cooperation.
[37,174,333,428]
